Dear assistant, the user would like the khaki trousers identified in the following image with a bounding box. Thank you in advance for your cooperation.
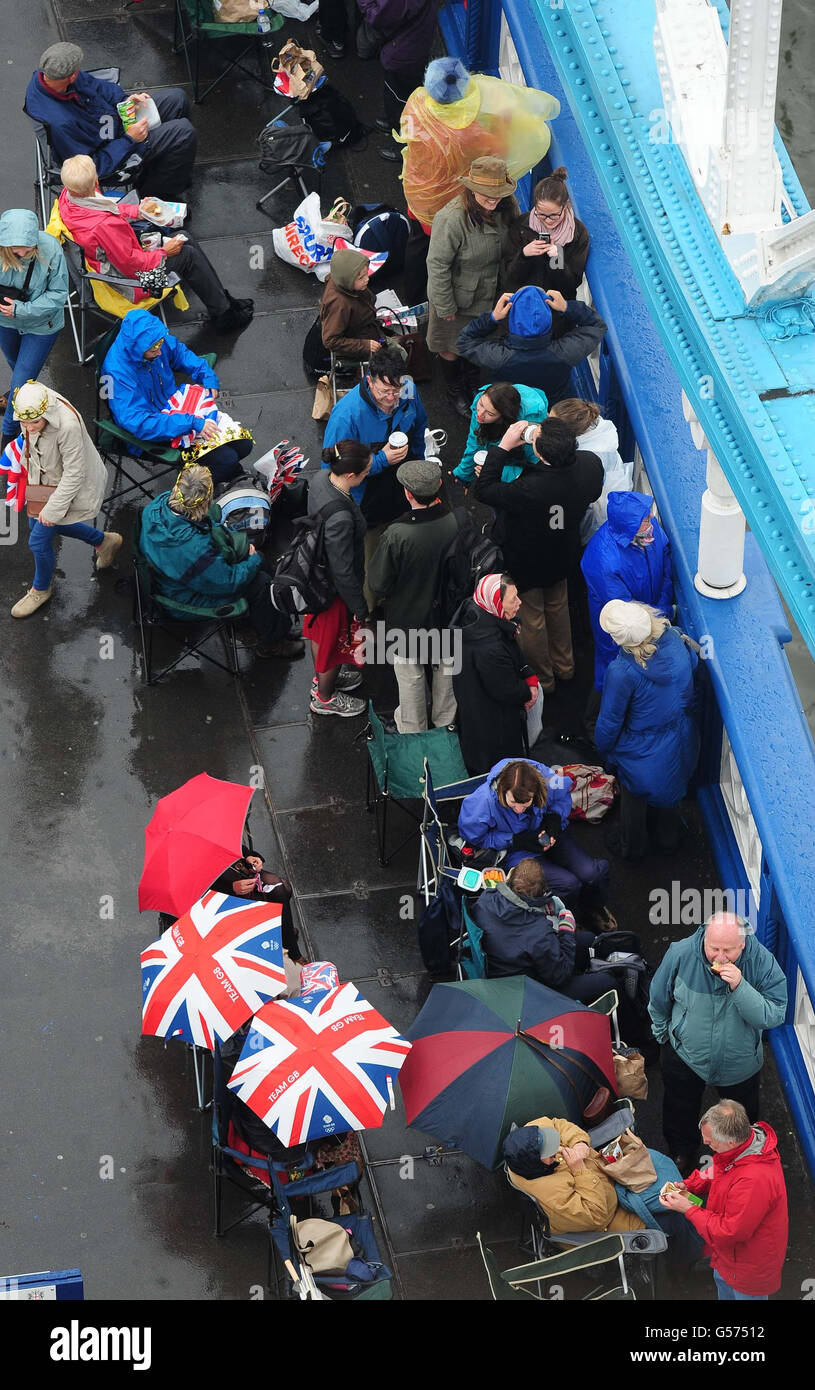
[518,580,574,691]
[393,657,458,734]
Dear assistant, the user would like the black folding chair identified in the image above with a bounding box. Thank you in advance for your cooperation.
[173,0,282,104]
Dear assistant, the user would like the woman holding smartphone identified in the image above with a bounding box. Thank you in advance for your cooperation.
[504,168,590,300]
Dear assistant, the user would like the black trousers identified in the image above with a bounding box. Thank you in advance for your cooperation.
[132,89,197,200]
[243,568,289,646]
[318,0,348,42]
[203,437,252,486]
[172,237,230,318]
[382,64,425,131]
[661,1041,761,1155]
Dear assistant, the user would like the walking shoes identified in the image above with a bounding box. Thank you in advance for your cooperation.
[94,532,123,569]
[11,586,52,619]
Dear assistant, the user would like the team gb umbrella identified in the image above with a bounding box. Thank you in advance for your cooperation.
[227,982,412,1146]
[398,976,617,1170]
[140,891,288,1050]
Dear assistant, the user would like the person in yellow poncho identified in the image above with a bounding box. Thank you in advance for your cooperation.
[399,57,560,233]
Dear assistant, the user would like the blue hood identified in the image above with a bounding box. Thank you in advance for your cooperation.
[111,308,170,363]
[508,286,552,340]
[0,208,40,246]
[606,490,653,546]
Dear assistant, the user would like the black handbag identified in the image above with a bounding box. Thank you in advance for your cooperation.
[0,256,36,304]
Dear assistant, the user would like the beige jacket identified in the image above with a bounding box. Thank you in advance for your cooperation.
[506,1115,645,1234]
[23,390,107,525]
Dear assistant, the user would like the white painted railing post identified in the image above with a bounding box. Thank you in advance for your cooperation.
[682,392,747,598]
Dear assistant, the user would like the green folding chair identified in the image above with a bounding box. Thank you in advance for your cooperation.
[364,703,472,866]
[477,1230,636,1301]
[173,0,283,103]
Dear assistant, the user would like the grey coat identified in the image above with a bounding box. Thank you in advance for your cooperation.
[307,469,367,619]
[23,390,106,525]
[426,197,517,321]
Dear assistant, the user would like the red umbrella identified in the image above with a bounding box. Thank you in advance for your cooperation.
[138,773,255,916]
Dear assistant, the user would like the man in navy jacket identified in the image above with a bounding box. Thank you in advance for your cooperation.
[456,286,607,404]
[25,41,196,200]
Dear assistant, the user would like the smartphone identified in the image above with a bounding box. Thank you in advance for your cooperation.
[538,831,553,848]
[538,232,551,243]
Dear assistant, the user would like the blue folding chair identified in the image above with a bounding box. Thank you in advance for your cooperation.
[459,900,488,980]
[267,1165,393,1301]
[416,756,486,903]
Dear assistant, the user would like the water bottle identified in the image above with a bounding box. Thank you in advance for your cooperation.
[256,5,272,35]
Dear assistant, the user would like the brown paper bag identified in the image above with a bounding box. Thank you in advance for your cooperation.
[613,1046,648,1099]
[601,1128,656,1192]
[312,376,351,421]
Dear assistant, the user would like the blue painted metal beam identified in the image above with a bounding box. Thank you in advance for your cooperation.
[522,0,815,660]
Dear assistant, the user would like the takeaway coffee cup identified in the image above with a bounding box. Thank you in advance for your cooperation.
[523,424,539,446]
[389,431,408,451]
[473,450,488,467]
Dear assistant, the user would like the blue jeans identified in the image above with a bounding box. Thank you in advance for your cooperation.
[28,517,104,591]
[713,1270,768,1301]
[0,327,61,437]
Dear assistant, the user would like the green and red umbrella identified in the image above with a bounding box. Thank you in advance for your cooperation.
[399,976,617,1169]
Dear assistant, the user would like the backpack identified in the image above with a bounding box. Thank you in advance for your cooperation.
[417,877,460,974]
[590,931,654,1048]
[269,496,347,618]
[432,508,503,628]
[351,204,410,277]
[258,116,329,173]
[301,84,367,148]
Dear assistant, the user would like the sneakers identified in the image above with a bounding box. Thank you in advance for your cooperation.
[310,689,366,717]
[11,586,52,619]
[256,638,305,659]
[94,531,123,569]
[210,303,254,334]
[311,665,362,693]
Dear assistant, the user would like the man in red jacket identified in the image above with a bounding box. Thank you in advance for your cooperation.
[660,1098,788,1299]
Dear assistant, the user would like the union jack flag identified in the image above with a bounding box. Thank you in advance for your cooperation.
[140,891,288,1050]
[331,236,388,278]
[299,960,339,995]
[0,434,26,512]
[161,383,219,448]
[228,983,412,1145]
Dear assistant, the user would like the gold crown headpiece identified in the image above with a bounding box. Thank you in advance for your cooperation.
[12,380,49,421]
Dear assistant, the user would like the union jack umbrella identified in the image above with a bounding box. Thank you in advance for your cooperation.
[140,891,288,1050]
[227,983,412,1146]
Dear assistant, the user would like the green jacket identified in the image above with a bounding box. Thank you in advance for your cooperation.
[426,197,518,321]
[139,492,261,611]
[648,924,787,1085]
[367,502,458,632]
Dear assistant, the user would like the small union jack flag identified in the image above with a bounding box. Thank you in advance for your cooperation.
[0,434,27,512]
[228,983,411,1145]
[140,891,288,1050]
[299,960,339,995]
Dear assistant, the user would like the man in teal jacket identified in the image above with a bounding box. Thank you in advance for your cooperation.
[648,912,787,1174]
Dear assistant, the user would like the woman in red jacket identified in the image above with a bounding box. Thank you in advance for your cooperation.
[57,155,253,332]
[660,1099,788,1299]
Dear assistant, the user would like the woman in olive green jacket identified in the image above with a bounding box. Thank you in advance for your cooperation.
[426,156,519,415]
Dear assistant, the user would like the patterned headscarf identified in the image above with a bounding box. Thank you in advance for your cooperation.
[473,573,506,619]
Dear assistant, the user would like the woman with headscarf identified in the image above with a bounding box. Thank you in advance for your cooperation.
[451,572,539,774]
[137,463,303,659]
[594,599,700,862]
[504,168,590,300]
[7,380,118,620]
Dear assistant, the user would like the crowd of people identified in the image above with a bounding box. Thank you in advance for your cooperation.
[0,34,794,1301]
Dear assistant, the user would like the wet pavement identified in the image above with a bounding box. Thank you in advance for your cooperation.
[1,0,813,1304]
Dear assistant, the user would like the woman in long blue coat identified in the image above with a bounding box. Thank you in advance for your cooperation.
[594,600,699,862]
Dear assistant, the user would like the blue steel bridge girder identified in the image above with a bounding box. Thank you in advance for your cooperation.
[525,0,815,659]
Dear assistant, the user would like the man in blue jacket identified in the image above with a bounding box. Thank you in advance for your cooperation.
[323,347,428,607]
[455,286,607,405]
[648,912,787,1175]
[25,42,196,200]
[581,491,673,697]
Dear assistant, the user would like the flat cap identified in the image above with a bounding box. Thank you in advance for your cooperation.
[397,457,442,500]
[40,42,84,79]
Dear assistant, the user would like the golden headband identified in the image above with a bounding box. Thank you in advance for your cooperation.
[12,380,49,421]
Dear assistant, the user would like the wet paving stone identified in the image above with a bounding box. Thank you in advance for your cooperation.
[299,883,425,979]
[371,1150,521,1253]
[276,799,418,896]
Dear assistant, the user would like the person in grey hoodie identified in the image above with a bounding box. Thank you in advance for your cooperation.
[0,209,68,447]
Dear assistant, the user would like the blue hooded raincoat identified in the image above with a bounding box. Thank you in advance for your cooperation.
[0,209,67,335]
[593,626,699,806]
[102,310,220,444]
[581,491,674,690]
[457,757,574,868]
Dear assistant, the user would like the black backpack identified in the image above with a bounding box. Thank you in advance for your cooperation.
[590,931,654,1048]
[417,877,460,974]
[301,84,367,148]
[269,496,346,619]
[432,507,503,628]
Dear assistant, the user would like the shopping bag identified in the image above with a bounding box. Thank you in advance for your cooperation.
[552,763,617,822]
[272,191,334,276]
[272,38,324,100]
[612,1046,648,1100]
[312,376,352,421]
[600,1128,656,1192]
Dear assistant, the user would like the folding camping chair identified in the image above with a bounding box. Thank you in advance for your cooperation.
[133,512,246,685]
[174,0,282,104]
[364,704,479,866]
[417,755,486,902]
[458,900,487,980]
[93,325,217,515]
[23,67,142,229]
[256,110,329,215]
[477,1230,637,1301]
[267,1164,393,1301]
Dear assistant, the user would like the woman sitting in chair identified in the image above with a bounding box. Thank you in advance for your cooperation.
[457,757,614,931]
[102,309,251,486]
[57,155,253,332]
[212,847,305,964]
[138,463,303,659]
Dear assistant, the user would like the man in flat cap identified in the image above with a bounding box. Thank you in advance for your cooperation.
[367,457,459,732]
[25,42,196,200]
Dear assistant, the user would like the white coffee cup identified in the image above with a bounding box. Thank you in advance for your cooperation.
[473,450,488,467]
[523,424,539,445]
[389,431,408,450]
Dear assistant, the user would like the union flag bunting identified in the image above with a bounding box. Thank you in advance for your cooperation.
[227,983,412,1146]
[140,891,288,1050]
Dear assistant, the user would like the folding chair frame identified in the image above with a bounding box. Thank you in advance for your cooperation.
[62,238,177,366]
[133,551,246,685]
[173,0,282,104]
